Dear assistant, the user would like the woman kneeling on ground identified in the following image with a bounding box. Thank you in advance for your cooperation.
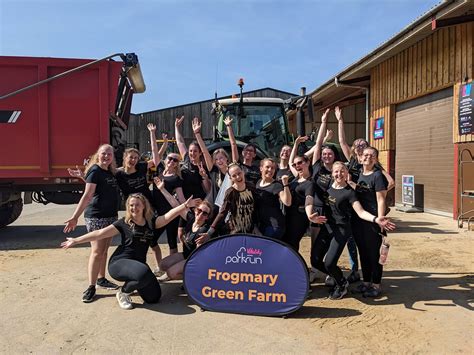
[158,200,213,281]
[61,193,196,310]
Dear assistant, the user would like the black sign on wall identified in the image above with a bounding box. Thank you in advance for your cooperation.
[458,82,473,135]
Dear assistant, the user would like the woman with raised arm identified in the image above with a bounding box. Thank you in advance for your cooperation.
[61,193,196,310]
[255,158,291,240]
[351,146,391,298]
[175,115,210,200]
[64,144,120,303]
[284,136,326,251]
[309,162,395,300]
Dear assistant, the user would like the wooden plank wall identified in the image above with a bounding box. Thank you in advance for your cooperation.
[370,22,473,152]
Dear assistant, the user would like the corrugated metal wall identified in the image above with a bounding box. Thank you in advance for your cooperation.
[125,88,295,154]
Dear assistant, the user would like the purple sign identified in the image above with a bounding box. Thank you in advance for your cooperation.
[458,82,473,135]
[184,234,309,316]
[374,117,384,140]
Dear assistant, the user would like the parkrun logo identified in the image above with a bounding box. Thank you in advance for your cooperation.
[225,247,263,265]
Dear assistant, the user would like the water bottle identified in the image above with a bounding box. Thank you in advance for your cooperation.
[379,237,390,265]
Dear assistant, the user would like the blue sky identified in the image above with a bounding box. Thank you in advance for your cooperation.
[1,0,440,113]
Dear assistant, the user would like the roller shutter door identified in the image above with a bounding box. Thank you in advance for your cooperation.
[395,87,453,216]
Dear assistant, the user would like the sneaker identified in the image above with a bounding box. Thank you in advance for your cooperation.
[353,283,371,294]
[347,271,361,284]
[363,286,382,298]
[329,280,349,300]
[157,273,171,283]
[96,277,119,290]
[309,267,319,283]
[82,285,96,303]
[153,267,165,277]
[116,289,133,310]
[324,275,336,288]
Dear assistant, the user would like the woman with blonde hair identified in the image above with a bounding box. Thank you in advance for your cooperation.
[61,193,197,310]
[64,144,120,303]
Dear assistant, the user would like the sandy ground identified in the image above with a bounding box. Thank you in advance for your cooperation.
[0,203,473,354]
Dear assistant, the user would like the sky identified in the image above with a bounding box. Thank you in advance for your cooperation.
[0,0,441,114]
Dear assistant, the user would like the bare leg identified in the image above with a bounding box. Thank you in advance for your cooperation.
[88,238,110,285]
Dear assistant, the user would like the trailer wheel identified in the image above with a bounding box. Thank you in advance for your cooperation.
[0,198,23,228]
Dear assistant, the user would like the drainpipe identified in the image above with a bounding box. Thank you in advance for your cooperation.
[334,77,370,141]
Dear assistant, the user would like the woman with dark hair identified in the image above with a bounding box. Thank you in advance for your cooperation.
[61,193,196,310]
[158,200,213,281]
[64,144,120,303]
[351,146,391,297]
[255,158,291,239]
[175,115,211,200]
[309,162,395,300]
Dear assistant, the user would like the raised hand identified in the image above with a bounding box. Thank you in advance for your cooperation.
[147,123,156,132]
[67,166,84,179]
[175,115,185,128]
[281,174,289,186]
[161,133,168,141]
[334,106,342,121]
[154,176,165,190]
[192,116,202,134]
[321,108,330,123]
[224,116,233,126]
[295,135,309,145]
[324,129,334,142]
[198,162,208,178]
[61,237,76,249]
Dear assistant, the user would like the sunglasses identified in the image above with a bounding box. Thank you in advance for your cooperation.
[196,208,209,216]
[167,156,179,163]
[291,160,305,168]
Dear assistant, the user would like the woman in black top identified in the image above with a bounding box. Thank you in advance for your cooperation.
[61,193,195,310]
[255,158,291,240]
[309,162,395,300]
[352,147,391,298]
[159,200,213,281]
[64,144,120,303]
[175,115,211,200]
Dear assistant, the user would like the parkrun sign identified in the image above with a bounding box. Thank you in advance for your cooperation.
[184,234,309,316]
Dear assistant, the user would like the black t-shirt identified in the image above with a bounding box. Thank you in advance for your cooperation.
[115,161,152,202]
[356,170,387,215]
[348,157,385,184]
[152,162,183,213]
[275,166,294,183]
[84,164,119,218]
[110,217,157,264]
[255,180,285,230]
[312,160,332,207]
[241,163,260,186]
[181,153,207,200]
[179,211,210,259]
[327,185,358,225]
[288,178,313,214]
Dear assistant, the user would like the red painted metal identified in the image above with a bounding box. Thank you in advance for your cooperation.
[0,56,123,182]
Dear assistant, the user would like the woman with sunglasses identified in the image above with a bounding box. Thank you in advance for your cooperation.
[351,146,391,298]
[310,161,395,299]
[255,158,291,240]
[151,148,186,255]
[61,193,196,310]
[284,136,326,251]
[175,115,211,200]
[158,200,213,281]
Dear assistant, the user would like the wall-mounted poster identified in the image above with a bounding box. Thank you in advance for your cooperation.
[374,117,384,140]
[402,175,415,206]
[458,82,473,135]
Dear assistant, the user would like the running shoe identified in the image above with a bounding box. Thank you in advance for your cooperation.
[363,286,382,298]
[96,277,119,290]
[157,273,171,283]
[82,285,96,303]
[347,271,361,284]
[353,283,371,294]
[153,267,165,277]
[329,280,349,300]
[324,275,336,288]
[116,289,133,310]
[309,267,319,283]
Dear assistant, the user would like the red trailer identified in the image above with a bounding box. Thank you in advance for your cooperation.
[0,53,146,227]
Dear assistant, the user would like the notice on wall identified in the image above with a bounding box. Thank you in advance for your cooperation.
[374,117,384,140]
[458,82,473,135]
[402,175,415,206]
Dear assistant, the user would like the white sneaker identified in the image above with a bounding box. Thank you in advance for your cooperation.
[157,273,170,283]
[153,267,165,277]
[116,289,133,310]
[309,267,319,283]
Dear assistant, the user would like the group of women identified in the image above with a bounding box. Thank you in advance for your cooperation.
[61,107,395,310]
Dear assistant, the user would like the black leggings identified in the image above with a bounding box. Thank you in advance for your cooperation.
[154,216,180,250]
[311,224,350,286]
[108,258,161,303]
[352,217,383,284]
[283,209,309,251]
